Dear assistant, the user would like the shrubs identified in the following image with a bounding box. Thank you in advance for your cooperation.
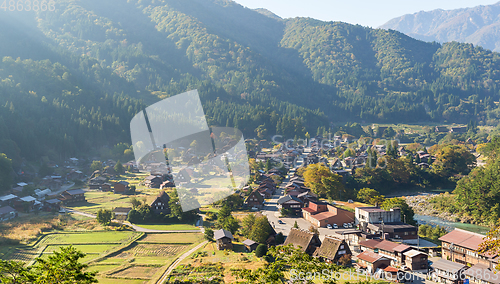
[254,244,267,257]
[204,228,214,242]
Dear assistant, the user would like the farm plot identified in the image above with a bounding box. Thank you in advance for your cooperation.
[110,265,162,279]
[138,232,203,244]
[132,243,189,257]
[40,231,139,245]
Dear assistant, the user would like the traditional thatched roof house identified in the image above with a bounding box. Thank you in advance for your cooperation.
[283,228,321,255]
[242,239,259,252]
[150,191,171,215]
[313,236,351,264]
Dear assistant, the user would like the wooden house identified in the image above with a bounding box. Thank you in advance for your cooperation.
[150,191,171,215]
[242,239,259,252]
[59,189,86,204]
[245,190,264,209]
[113,181,130,194]
[214,229,234,250]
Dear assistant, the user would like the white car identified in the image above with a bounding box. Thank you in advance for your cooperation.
[343,223,348,228]
[348,223,353,228]
[333,223,338,229]
[327,224,333,229]
[347,199,353,203]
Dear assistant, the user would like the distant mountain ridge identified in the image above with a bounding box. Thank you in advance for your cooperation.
[380,1,500,52]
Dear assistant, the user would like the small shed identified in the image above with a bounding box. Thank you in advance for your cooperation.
[242,239,259,252]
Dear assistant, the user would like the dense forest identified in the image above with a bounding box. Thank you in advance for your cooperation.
[2,0,500,169]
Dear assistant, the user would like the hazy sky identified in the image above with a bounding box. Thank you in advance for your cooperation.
[232,0,500,27]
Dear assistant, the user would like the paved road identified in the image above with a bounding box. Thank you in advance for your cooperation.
[65,208,203,233]
[156,240,209,284]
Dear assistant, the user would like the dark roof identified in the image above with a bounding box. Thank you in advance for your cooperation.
[297,191,317,198]
[214,229,234,240]
[283,228,320,252]
[368,222,416,233]
[439,228,485,251]
[115,181,130,186]
[242,239,258,246]
[66,189,85,195]
[313,236,346,259]
[157,191,170,203]
[277,195,303,205]
[432,258,468,272]
[45,198,61,204]
[0,206,16,214]
[359,239,382,249]
[114,207,132,213]
[375,240,407,252]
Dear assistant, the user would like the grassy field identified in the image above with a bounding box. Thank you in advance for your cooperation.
[171,240,265,283]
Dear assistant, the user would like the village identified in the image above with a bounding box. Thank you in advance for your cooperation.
[0,124,493,283]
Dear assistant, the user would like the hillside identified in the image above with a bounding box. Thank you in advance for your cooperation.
[2,0,500,168]
[380,2,500,52]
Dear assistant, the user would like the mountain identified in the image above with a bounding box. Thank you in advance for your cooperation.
[380,2,500,52]
[2,0,500,168]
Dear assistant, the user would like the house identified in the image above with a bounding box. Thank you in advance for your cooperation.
[403,249,428,271]
[359,239,410,266]
[214,229,234,250]
[101,183,112,192]
[113,181,130,194]
[0,206,17,221]
[160,180,175,189]
[245,190,264,209]
[366,222,418,240]
[313,236,351,264]
[439,229,493,267]
[302,200,355,228]
[242,239,259,252]
[435,126,449,133]
[0,194,18,206]
[283,228,321,255]
[113,207,132,220]
[59,189,86,204]
[149,191,171,215]
[450,126,467,133]
[431,259,468,284]
[464,263,500,284]
[355,207,401,225]
[144,175,163,188]
[297,191,317,207]
[35,189,52,200]
[357,250,391,274]
[277,195,303,214]
[17,196,39,212]
[88,176,107,189]
[43,199,61,211]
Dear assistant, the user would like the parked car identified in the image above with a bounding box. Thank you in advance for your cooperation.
[327,224,333,229]
[348,223,353,228]
[343,223,348,228]
[278,220,285,224]
[333,223,338,229]
[347,199,353,203]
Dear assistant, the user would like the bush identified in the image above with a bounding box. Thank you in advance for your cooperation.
[255,244,267,257]
[204,228,214,242]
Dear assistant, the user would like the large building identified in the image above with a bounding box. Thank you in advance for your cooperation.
[439,229,497,267]
[355,207,401,225]
[302,200,355,228]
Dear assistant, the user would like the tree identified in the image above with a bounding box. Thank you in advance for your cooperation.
[129,196,142,209]
[431,145,476,176]
[308,225,319,236]
[232,245,337,284]
[114,160,124,174]
[32,246,97,283]
[216,204,240,234]
[381,197,416,225]
[303,163,344,199]
[293,221,299,229]
[96,209,114,225]
[204,228,214,242]
[249,216,273,244]
[241,213,256,237]
[275,232,285,244]
[255,244,268,257]
[0,153,13,193]
[0,259,34,283]
[357,188,385,205]
[90,160,103,172]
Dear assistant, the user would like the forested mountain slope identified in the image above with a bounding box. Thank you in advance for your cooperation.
[2,0,500,166]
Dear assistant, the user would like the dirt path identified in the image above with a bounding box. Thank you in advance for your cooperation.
[155,240,208,284]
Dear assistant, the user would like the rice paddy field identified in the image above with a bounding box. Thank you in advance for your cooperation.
[2,230,204,284]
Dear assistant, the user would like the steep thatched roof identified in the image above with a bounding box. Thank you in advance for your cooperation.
[284,228,320,252]
[313,236,348,260]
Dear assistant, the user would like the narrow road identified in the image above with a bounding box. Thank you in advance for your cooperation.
[156,240,208,284]
[65,208,203,233]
